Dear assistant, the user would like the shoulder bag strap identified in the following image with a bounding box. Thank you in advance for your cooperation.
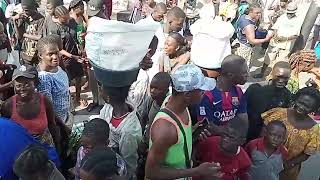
[159,108,191,168]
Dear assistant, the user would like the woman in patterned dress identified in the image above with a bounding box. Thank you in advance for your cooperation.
[262,87,320,180]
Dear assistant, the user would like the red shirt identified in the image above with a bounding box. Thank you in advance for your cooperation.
[195,136,251,180]
[245,137,288,161]
[111,114,128,128]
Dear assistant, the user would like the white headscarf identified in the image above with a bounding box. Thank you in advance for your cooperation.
[199,3,216,20]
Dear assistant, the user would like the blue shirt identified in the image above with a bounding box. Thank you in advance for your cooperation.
[237,15,256,46]
[0,119,61,180]
[0,119,37,180]
[193,86,247,125]
[38,67,70,122]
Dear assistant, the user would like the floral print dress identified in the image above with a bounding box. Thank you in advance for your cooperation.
[262,107,320,180]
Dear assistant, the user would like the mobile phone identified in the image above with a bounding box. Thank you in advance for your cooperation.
[193,118,210,138]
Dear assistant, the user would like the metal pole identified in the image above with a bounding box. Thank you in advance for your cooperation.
[291,1,320,54]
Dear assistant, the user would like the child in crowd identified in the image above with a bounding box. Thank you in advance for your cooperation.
[138,72,171,133]
[136,72,171,179]
[245,120,288,180]
[13,0,45,65]
[42,0,63,36]
[159,32,190,73]
[194,117,251,180]
[49,5,85,106]
[99,85,142,177]
[13,144,65,180]
[75,118,127,180]
[80,147,129,180]
[37,35,71,124]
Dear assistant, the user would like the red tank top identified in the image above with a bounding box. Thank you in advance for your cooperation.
[11,94,48,135]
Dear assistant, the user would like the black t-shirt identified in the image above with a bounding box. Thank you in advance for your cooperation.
[244,83,292,141]
[17,13,45,62]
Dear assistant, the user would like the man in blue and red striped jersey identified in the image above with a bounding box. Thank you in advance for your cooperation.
[192,55,249,136]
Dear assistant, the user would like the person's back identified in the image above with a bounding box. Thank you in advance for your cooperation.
[13,144,65,180]
[99,85,142,176]
[191,16,235,69]
[0,120,39,180]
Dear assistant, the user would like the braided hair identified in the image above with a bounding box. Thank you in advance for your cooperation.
[168,32,189,55]
[82,118,110,144]
[289,50,317,76]
[13,144,52,179]
[80,147,118,178]
[54,5,69,18]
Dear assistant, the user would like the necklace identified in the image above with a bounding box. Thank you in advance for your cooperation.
[112,112,130,119]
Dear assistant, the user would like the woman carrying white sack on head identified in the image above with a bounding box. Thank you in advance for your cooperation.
[190,3,235,78]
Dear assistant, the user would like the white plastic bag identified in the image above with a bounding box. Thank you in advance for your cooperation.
[6,51,21,69]
[85,17,159,71]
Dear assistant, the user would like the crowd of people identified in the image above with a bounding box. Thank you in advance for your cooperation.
[0,0,320,179]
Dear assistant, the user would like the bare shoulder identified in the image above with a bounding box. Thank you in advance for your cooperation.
[150,118,179,147]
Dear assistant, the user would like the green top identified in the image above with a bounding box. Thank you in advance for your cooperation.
[76,22,86,46]
[149,110,192,169]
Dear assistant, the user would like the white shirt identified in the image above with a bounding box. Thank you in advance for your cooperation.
[99,102,142,175]
[271,14,302,50]
[190,16,234,69]
[315,15,320,26]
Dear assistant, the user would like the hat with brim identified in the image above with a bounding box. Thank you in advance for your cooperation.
[286,2,298,14]
[87,0,103,17]
[171,64,216,92]
[286,8,297,14]
[12,65,37,81]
